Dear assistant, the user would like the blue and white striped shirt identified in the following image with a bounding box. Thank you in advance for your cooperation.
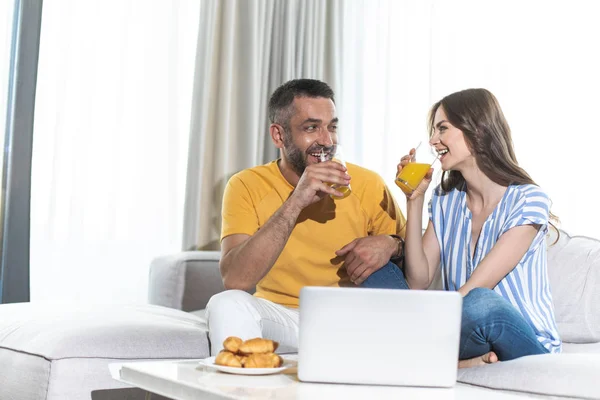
[429,183,562,353]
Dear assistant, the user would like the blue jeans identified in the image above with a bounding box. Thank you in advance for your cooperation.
[361,262,549,361]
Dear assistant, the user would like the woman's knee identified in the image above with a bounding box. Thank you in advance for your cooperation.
[464,287,496,302]
[462,287,512,322]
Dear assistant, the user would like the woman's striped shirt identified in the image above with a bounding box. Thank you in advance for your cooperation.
[429,183,561,353]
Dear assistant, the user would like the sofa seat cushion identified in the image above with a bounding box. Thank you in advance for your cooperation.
[188,308,207,329]
[562,341,600,354]
[457,353,600,399]
[0,303,210,400]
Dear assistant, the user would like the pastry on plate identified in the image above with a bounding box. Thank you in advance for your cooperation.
[238,338,279,355]
[244,352,283,368]
[215,350,242,368]
[223,336,243,353]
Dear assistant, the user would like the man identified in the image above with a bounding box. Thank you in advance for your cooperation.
[206,79,406,355]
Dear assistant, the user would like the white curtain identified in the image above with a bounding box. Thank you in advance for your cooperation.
[27,0,600,306]
[342,0,600,238]
[428,0,600,238]
[338,0,434,223]
[183,0,343,250]
[30,0,200,304]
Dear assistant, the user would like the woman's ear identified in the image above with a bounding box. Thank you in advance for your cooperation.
[270,124,285,149]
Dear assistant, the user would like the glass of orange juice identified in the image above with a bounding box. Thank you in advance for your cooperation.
[395,143,439,196]
[320,144,352,199]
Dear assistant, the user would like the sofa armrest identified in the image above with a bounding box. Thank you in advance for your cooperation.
[148,251,224,312]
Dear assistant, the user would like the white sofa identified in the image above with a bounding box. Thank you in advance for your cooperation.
[147,229,600,399]
[0,229,598,399]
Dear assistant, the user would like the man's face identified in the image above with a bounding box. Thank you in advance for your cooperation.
[280,97,338,176]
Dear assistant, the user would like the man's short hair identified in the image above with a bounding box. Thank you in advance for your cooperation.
[268,79,335,129]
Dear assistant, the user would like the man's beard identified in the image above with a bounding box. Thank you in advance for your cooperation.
[282,131,335,176]
[282,134,307,176]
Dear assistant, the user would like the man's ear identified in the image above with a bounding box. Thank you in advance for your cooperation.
[270,124,285,149]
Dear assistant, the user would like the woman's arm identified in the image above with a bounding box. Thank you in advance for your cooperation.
[404,199,441,289]
[458,224,540,296]
[396,148,441,289]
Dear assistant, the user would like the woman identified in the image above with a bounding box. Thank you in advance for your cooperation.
[363,88,561,367]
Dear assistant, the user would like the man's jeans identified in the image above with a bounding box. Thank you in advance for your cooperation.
[362,262,549,361]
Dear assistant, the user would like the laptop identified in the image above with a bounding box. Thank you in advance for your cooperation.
[298,287,462,387]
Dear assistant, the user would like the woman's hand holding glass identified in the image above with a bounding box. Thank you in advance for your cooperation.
[395,144,438,199]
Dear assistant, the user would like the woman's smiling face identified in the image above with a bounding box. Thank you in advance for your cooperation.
[429,106,474,171]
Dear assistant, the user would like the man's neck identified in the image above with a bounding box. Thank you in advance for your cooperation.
[277,158,301,187]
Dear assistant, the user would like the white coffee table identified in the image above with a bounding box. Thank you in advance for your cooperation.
[110,357,530,400]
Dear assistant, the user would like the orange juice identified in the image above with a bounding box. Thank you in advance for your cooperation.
[395,163,431,195]
[330,184,352,199]
[327,156,352,199]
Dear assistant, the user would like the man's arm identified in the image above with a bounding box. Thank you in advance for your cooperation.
[336,235,399,284]
[220,199,302,290]
[220,161,350,290]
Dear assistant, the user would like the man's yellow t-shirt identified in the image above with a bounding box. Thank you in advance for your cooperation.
[221,160,406,308]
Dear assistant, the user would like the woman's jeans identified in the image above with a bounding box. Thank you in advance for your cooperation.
[362,262,549,361]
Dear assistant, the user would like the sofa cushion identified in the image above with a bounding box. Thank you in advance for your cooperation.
[0,303,210,400]
[457,353,600,399]
[189,308,207,325]
[547,230,600,343]
[0,303,209,359]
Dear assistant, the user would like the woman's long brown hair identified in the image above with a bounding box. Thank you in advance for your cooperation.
[429,88,559,236]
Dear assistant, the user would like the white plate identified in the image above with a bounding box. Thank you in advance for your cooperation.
[199,356,296,375]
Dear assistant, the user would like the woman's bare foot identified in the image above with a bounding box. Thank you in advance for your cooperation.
[458,351,499,369]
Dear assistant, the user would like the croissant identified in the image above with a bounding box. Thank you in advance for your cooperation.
[244,352,283,368]
[223,336,243,353]
[235,354,248,366]
[238,338,279,355]
[215,350,242,368]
